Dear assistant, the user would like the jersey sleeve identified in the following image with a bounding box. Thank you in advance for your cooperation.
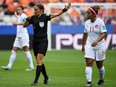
[84,22,87,33]
[21,14,27,22]
[45,14,51,21]
[100,20,107,33]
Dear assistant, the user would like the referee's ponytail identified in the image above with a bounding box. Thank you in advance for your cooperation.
[35,3,44,10]
[35,3,44,13]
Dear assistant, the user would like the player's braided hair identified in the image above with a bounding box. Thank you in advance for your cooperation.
[91,5,100,15]
[93,5,100,14]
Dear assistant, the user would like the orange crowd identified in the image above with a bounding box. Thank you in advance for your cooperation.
[0,0,116,24]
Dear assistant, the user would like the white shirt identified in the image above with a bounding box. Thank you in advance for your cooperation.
[84,18,107,49]
[16,13,28,37]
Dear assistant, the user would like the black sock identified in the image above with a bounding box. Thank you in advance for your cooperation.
[34,65,42,83]
[42,64,48,80]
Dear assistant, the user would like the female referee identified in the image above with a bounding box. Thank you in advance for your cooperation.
[23,3,71,86]
[82,6,107,87]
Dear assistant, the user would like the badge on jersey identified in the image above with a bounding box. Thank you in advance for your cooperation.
[46,14,50,16]
[102,26,106,30]
[95,24,98,28]
[39,22,44,28]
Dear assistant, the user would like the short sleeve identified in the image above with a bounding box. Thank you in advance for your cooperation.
[21,14,27,22]
[84,23,87,33]
[100,20,107,33]
[45,14,51,21]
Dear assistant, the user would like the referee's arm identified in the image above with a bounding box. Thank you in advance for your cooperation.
[50,3,71,19]
[23,21,30,28]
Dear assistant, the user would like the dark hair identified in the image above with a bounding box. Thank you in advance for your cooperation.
[18,6,24,10]
[91,5,100,15]
[35,3,44,10]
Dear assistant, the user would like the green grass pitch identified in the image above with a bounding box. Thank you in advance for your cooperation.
[0,50,116,87]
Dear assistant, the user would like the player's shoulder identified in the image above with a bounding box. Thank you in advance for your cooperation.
[96,18,104,23]
[85,19,90,24]
[21,13,27,17]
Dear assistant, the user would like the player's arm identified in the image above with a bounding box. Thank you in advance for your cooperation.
[14,11,18,18]
[50,3,71,19]
[91,32,106,47]
[82,33,88,53]
[13,12,24,26]
[13,22,24,26]
[13,14,27,26]
[92,20,107,47]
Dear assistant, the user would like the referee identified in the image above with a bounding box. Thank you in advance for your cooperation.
[23,3,71,86]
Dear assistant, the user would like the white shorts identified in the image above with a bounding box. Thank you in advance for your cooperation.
[13,37,29,49]
[84,47,106,61]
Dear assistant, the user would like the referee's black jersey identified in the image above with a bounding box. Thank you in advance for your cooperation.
[28,14,51,40]
[27,14,51,56]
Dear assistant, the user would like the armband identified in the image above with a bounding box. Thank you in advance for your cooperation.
[26,18,30,21]
[62,8,67,12]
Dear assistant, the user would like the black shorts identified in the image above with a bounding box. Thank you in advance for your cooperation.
[32,40,48,56]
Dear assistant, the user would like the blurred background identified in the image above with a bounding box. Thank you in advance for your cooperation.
[0,0,116,50]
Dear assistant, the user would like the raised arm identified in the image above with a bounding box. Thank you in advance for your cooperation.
[50,3,71,19]
[14,11,18,18]
[13,13,26,26]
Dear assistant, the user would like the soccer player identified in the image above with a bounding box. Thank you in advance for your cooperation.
[23,3,71,85]
[1,6,34,71]
[82,6,107,87]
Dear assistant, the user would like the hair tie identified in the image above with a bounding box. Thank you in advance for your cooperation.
[89,7,97,16]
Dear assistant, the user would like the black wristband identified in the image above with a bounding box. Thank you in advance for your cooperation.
[62,8,67,12]
[26,18,30,21]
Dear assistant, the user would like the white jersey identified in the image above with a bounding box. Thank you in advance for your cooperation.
[84,18,107,49]
[16,13,28,37]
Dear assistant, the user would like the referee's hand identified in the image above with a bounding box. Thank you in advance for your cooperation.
[65,3,71,10]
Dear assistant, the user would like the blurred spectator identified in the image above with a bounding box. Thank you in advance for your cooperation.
[61,0,71,3]
[72,0,85,2]
[25,2,35,16]
[69,7,81,24]
[49,0,60,3]
[19,0,30,7]
[4,0,19,15]
[0,0,116,25]
[40,0,49,3]
[0,0,4,5]
[85,0,107,2]
[111,17,116,24]
[0,6,4,22]
[106,0,115,2]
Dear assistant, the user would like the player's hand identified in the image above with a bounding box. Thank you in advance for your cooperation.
[82,46,85,54]
[65,3,71,10]
[12,22,17,26]
[91,41,98,47]
[14,11,18,18]
[14,11,18,16]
